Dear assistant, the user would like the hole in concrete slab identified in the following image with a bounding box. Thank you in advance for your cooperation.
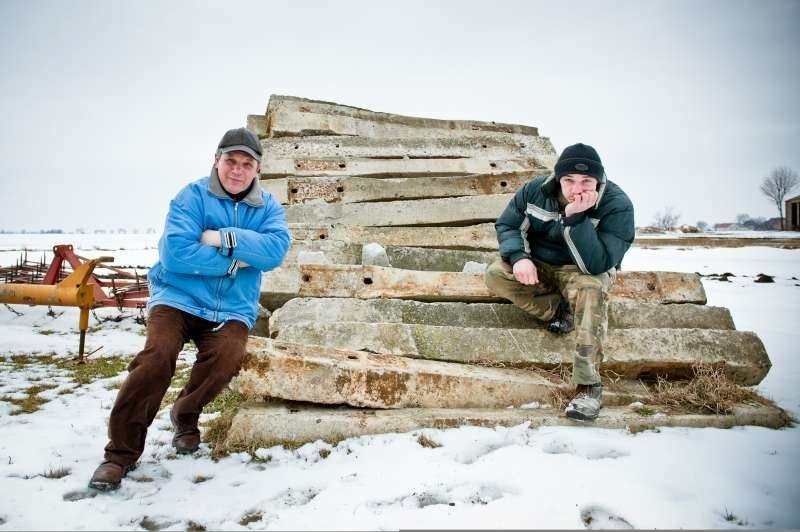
[336,186,344,193]
[295,163,301,169]
[319,234,326,240]
[363,277,373,285]
[481,144,487,148]
[290,188,298,194]
[302,274,312,282]
[490,163,497,168]
[270,331,278,339]
[520,143,526,148]
[338,163,346,169]
[646,282,656,291]
[335,144,340,148]
[347,355,358,360]
[294,145,299,149]
[500,181,508,187]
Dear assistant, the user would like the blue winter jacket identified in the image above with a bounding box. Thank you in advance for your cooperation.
[147,168,290,328]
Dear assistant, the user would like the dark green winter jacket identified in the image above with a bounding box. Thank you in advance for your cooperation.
[495,173,635,274]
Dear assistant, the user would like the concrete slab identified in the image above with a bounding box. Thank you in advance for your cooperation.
[291,223,500,250]
[222,401,791,451]
[263,95,543,137]
[285,194,511,226]
[233,338,563,409]
[261,157,541,178]
[261,172,536,204]
[272,322,770,385]
[260,265,707,305]
[282,240,362,265]
[258,135,557,161]
[269,297,736,333]
[384,246,498,272]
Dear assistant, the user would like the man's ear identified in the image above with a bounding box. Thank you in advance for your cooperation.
[213,153,220,167]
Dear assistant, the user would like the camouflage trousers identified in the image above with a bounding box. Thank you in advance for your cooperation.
[484,259,615,385]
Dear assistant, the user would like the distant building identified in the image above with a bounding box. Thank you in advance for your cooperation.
[786,194,800,231]
[713,223,740,231]
[766,217,783,231]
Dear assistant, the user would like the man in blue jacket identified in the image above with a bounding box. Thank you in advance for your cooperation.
[89,128,290,490]
[485,143,634,422]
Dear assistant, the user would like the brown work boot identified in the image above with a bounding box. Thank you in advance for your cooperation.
[170,408,200,454]
[88,461,132,491]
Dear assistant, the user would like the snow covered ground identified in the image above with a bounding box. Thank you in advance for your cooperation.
[0,236,798,530]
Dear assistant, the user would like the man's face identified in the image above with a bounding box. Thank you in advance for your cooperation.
[559,174,598,202]
[215,151,259,195]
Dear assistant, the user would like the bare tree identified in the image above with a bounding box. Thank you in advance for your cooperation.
[760,167,799,230]
[653,206,681,230]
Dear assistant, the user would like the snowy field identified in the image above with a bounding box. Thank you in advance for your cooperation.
[0,235,798,530]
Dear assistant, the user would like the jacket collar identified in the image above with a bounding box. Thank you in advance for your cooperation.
[209,166,264,207]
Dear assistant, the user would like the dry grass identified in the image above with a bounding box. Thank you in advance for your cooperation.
[186,520,207,532]
[41,466,71,479]
[159,389,181,411]
[544,363,573,410]
[239,512,263,526]
[203,411,238,460]
[650,364,772,415]
[2,383,59,415]
[416,434,442,449]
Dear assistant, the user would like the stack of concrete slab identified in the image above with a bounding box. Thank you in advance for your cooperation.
[253,95,554,260]
[221,96,786,452]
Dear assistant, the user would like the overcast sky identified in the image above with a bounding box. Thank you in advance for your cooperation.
[1,0,798,231]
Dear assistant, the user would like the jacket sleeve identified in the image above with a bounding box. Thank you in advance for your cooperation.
[495,181,533,265]
[158,188,236,276]
[217,195,290,272]
[561,204,635,275]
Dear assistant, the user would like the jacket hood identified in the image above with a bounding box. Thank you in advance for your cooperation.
[209,166,265,207]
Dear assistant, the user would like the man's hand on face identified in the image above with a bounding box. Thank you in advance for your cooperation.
[200,230,222,248]
[513,258,539,285]
[564,190,598,217]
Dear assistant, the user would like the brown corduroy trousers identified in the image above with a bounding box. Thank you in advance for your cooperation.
[103,305,249,467]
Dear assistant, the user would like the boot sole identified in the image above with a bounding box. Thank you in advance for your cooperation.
[174,444,199,455]
[565,408,599,422]
[87,463,134,491]
[88,479,121,491]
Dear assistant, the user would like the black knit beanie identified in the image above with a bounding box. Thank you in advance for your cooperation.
[554,143,604,180]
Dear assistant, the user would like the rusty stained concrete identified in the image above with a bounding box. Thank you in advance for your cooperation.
[272,322,770,386]
[232,338,563,409]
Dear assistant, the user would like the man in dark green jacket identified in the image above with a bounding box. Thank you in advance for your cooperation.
[485,143,634,421]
